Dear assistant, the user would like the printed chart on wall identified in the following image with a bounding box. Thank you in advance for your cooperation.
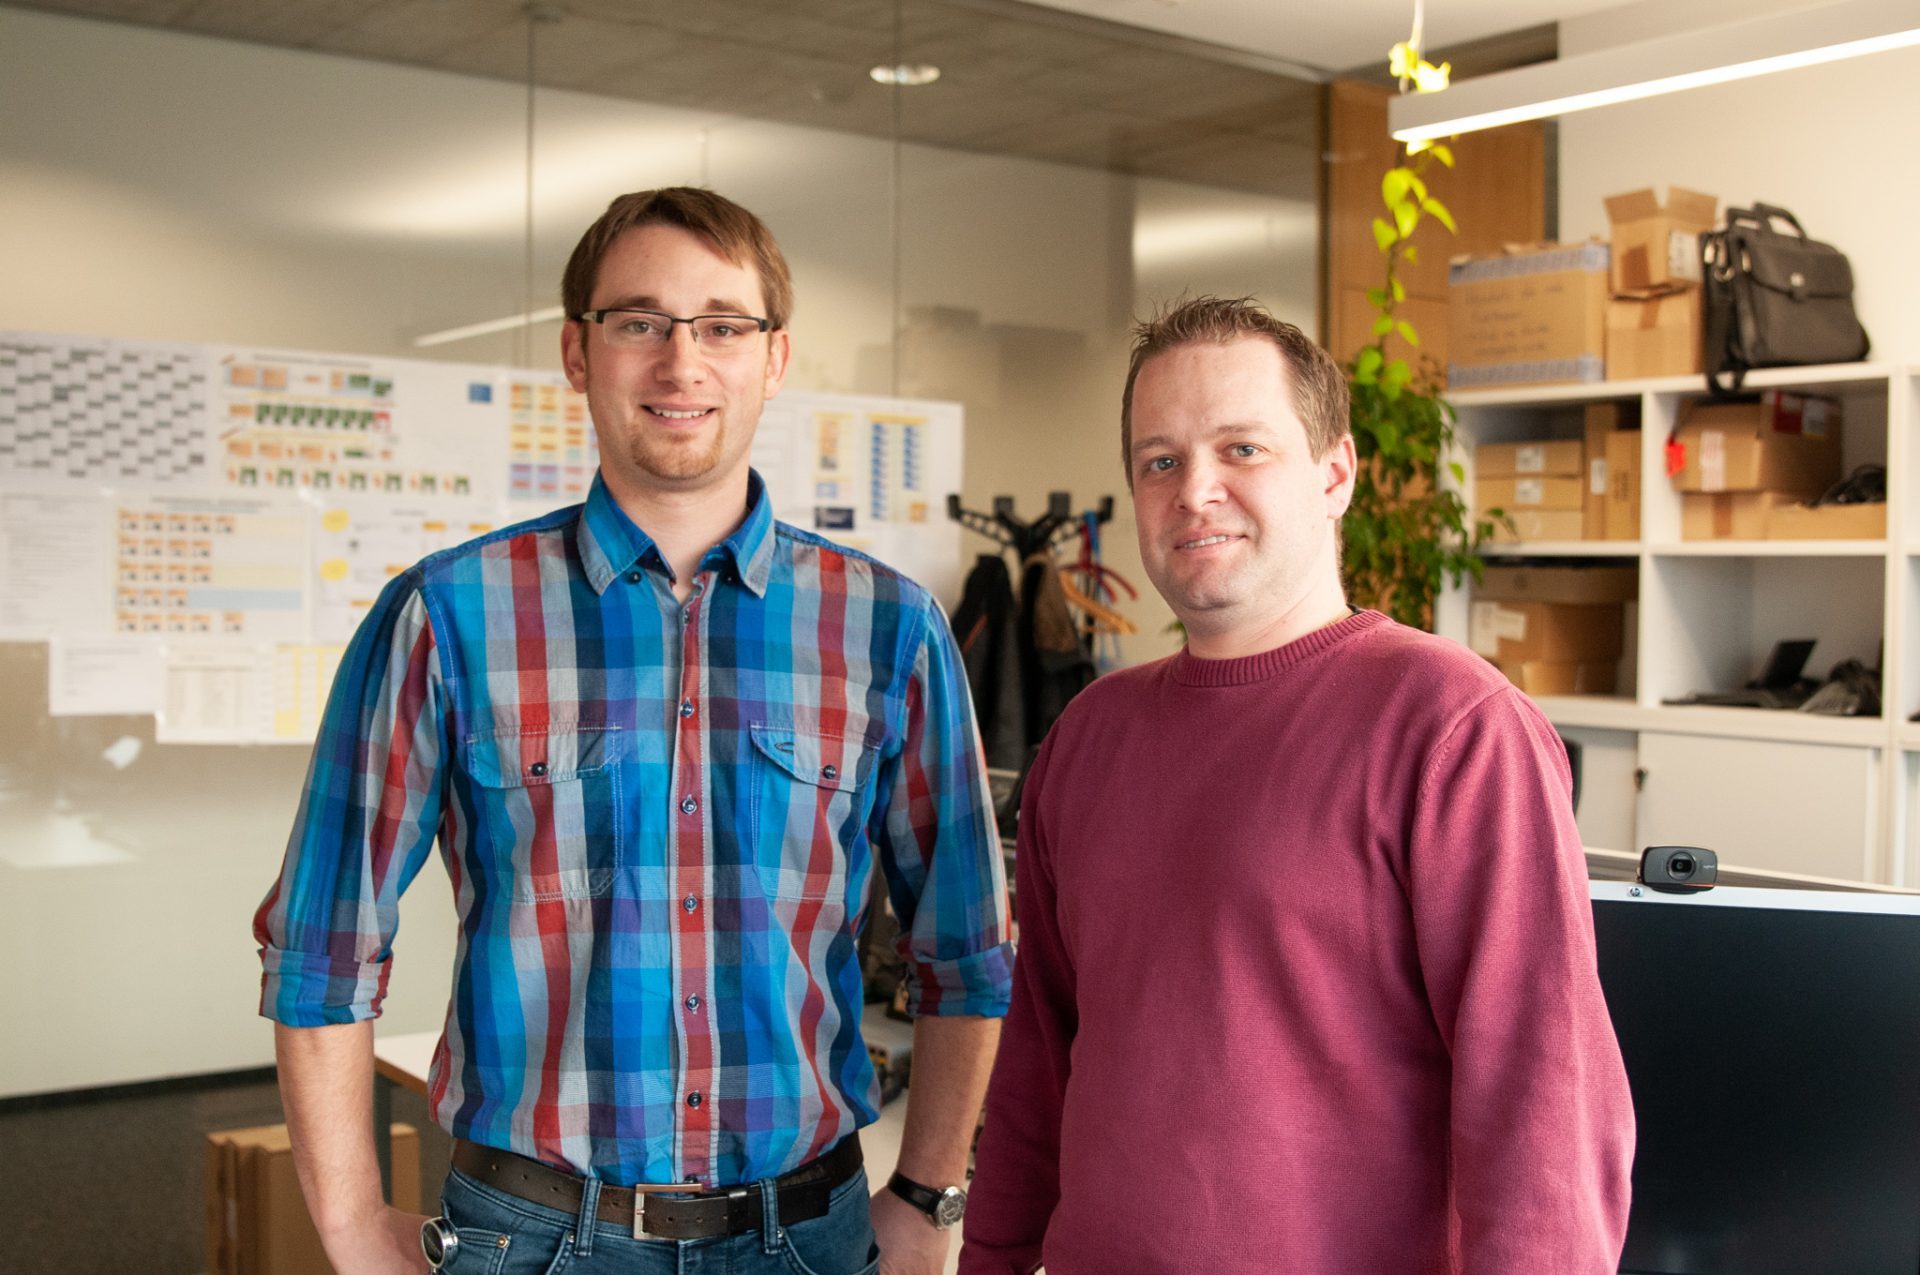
[112,496,308,641]
[209,346,508,504]
[312,501,497,644]
[506,373,598,503]
[755,391,964,603]
[0,332,212,487]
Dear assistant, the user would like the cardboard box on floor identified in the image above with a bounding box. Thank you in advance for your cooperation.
[1671,392,1843,497]
[1603,187,1717,292]
[207,1123,420,1275]
[1607,285,1702,381]
[1448,242,1609,391]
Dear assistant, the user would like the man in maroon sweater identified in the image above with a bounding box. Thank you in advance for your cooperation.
[959,297,1634,1274]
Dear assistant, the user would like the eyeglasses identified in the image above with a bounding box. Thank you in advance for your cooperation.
[574,308,770,353]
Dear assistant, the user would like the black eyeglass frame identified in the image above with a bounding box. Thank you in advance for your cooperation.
[572,308,772,342]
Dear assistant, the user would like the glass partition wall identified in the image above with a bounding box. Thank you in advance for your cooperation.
[0,0,1322,1099]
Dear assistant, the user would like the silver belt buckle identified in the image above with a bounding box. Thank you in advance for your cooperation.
[629,1182,686,1240]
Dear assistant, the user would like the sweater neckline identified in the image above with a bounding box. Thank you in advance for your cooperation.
[1170,609,1388,686]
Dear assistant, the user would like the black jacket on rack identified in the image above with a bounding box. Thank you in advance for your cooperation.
[950,554,1026,770]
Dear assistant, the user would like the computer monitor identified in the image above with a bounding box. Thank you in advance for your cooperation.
[1591,882,1920,1274]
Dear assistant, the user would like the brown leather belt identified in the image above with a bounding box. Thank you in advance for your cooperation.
[450,1134,863,1241]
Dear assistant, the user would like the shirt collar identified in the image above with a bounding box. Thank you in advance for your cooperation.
[577,470,774,598]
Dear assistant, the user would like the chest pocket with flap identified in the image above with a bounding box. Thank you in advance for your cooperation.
[749,721,879,900]
[461,725,622,902]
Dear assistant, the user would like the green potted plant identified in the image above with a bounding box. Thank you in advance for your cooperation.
[1341,40,1499,630]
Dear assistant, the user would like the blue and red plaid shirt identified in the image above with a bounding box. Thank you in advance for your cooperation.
[255,471,1013,1188]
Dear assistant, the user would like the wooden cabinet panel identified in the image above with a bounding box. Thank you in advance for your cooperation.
[1324,79,1545,364]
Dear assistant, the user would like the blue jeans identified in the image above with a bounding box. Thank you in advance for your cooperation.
[432,1158,880,1275]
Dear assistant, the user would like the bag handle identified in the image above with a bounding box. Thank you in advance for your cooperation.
[1727,203,1806,238]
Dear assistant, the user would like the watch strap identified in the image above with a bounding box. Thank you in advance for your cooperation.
[886,1171,944,1216]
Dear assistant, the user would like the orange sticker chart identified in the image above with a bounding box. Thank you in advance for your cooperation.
[0,333,210,485]
[112,498,307,641]
[507,376,597,502]
[214,351,479,498]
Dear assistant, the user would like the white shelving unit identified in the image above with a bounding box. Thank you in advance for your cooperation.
[1440,363,1920,887]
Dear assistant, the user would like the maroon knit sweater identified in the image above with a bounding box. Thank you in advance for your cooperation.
[960,611,1633,1275]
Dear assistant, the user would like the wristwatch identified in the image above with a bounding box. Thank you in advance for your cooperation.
[886,1170,967,1229]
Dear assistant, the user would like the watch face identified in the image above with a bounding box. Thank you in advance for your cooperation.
[934,1186,967,1229]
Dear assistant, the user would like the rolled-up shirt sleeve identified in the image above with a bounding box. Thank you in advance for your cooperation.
[873,593,1014,1018]
[253,573,448,1026]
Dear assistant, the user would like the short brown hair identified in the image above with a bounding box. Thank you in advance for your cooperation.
[1120,295,1349,479]
[561,187,794,329]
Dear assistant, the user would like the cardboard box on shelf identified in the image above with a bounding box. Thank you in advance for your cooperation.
[1476,474,1586,511]
[1607,285,1702,381]
[1448,242,1609,390]
[1583,403,1640,539]
[1485,508,1587,543]
[207,1124,420,1275]
[1492,658,1620,696]
[1671,392,1843,497]
[1604,430,1642,540]
[1476,438,1585,477]
[1469,599,1625,665]
[1681,490,1795,540]
[1766,501,1887,540]
[1477,565,1639,606]
[1603,187,1718,292]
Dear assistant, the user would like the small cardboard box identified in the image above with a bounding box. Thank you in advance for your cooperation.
[1767,501,1887,540]
[1493,658,1620,696]
[1476,475,1586,511]
[207,1123,420,1275]
[1477,565,1639,606]
[1583,403,1640,539]
[1603,187,1718,292]
[1486,508,1587,543]
[1605,431,1642,540]
[1477,439,1585,477]
[1672,392,1843,497]
[1607,285,1702,381]
[1682,490,1794,540]
[1448,242,1609,390]
[1469,599,1625,665]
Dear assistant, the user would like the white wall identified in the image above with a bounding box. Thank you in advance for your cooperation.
[1557,38,1920,361]
[0,7,1315,1096]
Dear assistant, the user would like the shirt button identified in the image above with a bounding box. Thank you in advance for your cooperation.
[528,761,548,777]
[820,764,837,781]
[679,700,694,719]
[686,1091,702,1109]
[683,895,698,913]
[680,795,698,815]
[685,994,700,1011]
[626,571,642,584]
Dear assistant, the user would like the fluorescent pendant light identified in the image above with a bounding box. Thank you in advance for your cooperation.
[1390,0,1920,141]
[413,305,568,348]
[870,64,941,86]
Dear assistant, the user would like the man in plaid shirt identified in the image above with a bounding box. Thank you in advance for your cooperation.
[256,188,1013,1275]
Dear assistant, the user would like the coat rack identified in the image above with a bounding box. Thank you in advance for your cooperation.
[946,491,1113,559]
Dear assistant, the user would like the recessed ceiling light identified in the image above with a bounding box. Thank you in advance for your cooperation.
[869,64,941,86]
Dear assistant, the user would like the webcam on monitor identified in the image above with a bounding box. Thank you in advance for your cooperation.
[1638,845,1718,894]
